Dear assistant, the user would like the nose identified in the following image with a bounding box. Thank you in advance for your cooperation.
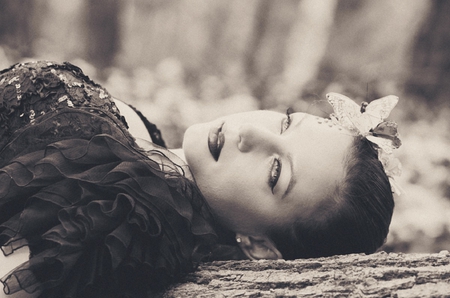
[238,123,278,153]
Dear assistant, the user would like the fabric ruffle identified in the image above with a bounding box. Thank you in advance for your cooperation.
[0,134,217,297]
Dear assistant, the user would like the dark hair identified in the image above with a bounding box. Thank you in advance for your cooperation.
[269,136,395,259]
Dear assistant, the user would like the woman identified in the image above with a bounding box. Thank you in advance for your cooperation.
[0,61,401,297]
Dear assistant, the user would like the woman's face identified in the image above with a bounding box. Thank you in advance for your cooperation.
[182,110,354,235]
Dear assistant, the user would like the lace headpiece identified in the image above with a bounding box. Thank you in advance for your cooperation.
[326,92,403,195]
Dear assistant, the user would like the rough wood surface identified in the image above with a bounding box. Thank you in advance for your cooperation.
[162,251,450,297]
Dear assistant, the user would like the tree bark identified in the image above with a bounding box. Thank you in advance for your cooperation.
[162,251,450,297]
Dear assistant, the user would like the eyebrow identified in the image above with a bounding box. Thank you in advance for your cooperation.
[282,153,296,200]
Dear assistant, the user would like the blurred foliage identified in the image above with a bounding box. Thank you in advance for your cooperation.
[0,0,450,254]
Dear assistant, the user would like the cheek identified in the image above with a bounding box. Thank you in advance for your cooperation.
[203,168,241,197]
[196,168,244,208]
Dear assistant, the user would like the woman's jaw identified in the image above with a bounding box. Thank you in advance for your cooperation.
[182,110,354,236]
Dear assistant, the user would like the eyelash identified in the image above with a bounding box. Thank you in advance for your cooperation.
[269,158,281,193]
[270,109,293,193]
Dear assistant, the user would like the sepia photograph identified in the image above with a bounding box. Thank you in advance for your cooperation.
[0,0,449,297]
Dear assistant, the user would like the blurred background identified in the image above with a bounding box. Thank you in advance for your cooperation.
[1,0,450,254]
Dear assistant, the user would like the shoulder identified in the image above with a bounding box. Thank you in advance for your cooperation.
[113,98,152,142]
[114,99,167,148]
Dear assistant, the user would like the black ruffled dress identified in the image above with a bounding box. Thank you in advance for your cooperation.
[0,61,228,297]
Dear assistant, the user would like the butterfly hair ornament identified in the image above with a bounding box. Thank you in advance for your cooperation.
[326,92,403,195]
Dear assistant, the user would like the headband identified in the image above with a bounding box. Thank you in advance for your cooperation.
[327,92,403,195]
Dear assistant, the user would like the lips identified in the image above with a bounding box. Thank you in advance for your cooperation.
[208,122,225,161]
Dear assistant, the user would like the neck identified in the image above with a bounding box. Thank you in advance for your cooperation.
[169,148,186,163]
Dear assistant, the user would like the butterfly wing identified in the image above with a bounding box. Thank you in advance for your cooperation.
[326,92,369,133]
[372,121,402,148]
[363,95,399,129]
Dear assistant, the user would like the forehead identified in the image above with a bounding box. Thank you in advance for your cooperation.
[283,113,354,220]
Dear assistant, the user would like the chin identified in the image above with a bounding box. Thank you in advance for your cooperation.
[182,124,206,171]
